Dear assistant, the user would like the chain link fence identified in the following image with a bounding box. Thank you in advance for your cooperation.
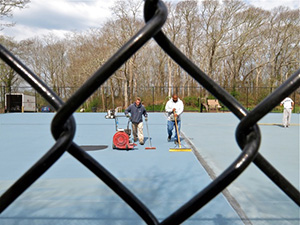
[0,0,299,224]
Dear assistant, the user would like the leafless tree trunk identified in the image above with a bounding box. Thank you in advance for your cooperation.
[0,0,30,29]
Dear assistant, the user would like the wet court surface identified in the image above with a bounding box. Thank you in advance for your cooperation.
[0,112,299,225]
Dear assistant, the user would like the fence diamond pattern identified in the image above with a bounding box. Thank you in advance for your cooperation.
[0,0,299,224]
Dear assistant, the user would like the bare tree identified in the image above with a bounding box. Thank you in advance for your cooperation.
[108,0,144,107]
[199,0,246,83]
[65,29,108,109]
[0,0,30,30]
[163,1,183,97]
[266,7,300,87]
[1,0,299,112]
[226,6,269,89]
[0,36,22,92]
[175,0,200,97]
[20,34,69,98]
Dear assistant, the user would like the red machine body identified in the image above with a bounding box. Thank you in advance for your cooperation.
[112,131,136,150]
[106,108,136,150]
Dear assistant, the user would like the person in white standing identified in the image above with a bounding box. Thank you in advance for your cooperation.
[280,97,294,128]
[165,94,184,144]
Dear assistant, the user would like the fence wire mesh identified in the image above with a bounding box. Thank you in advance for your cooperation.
[0,0,299,224]
[1,85,299,113]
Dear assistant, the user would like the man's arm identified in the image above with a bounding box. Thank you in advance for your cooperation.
[165,100,173,113]
[124,105,131,116]
[143,106,148,117]
[176,100,184,116]
[143,107,148,121]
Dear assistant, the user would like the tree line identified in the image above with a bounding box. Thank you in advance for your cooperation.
[0,0,299,111]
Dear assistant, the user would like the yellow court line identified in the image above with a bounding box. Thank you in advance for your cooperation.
[169,148,192,152]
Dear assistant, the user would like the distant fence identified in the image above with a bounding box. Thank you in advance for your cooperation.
[1,85,299,113]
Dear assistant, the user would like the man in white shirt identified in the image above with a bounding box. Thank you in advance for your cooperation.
[280,97,294,128]
[165,94,184,143]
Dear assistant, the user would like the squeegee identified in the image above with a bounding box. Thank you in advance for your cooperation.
[169,117,192,152]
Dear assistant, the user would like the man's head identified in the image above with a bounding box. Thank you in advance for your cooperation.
[172,94,178,103]
[135,97,141,106]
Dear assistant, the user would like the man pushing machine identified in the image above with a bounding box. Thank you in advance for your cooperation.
[125,97,148,145]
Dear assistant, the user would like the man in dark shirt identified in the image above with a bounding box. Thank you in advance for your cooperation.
[125,97,148,145]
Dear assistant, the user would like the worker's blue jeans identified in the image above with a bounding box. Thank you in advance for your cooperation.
[167,120,181,140]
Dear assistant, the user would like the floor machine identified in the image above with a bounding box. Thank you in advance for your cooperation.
[105,107,136,150]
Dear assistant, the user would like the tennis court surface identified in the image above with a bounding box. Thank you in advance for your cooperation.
[0,112,299,225]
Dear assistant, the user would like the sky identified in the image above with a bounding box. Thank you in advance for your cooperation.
[1,0,299,41]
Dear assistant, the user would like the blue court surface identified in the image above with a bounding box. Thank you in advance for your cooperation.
[0,112,299,225]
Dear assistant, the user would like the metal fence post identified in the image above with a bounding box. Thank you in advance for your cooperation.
[152,86,154,112]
